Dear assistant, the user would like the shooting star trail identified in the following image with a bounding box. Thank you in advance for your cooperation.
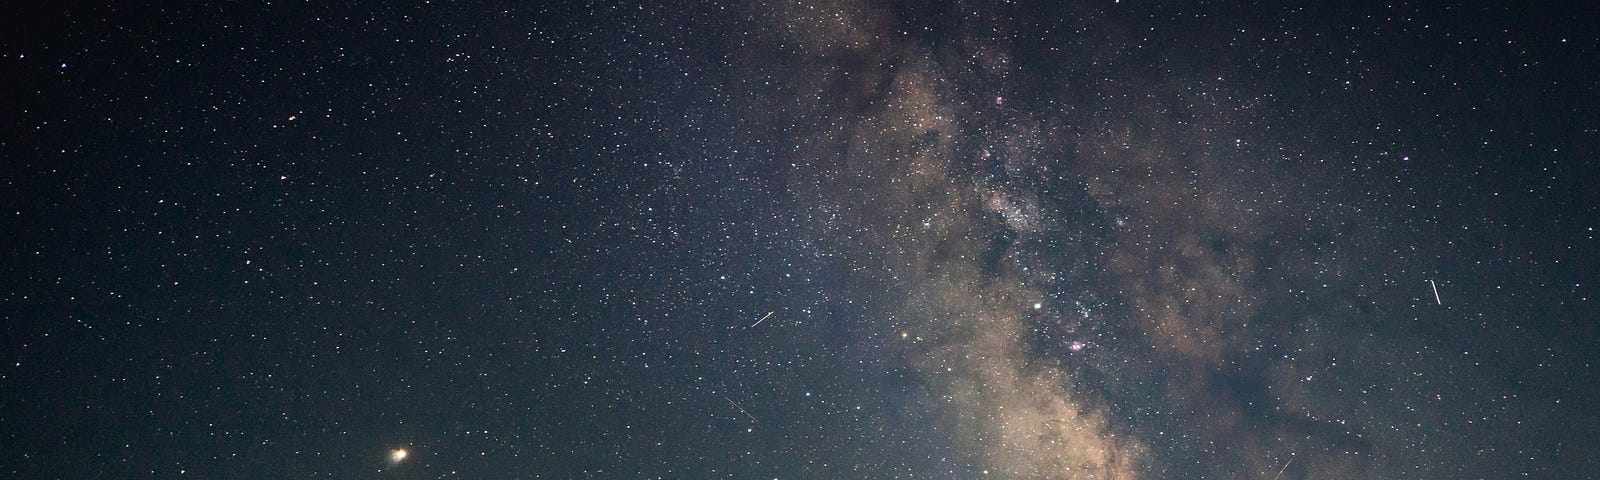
[1271,456,1293,480]
[723,394,758,423]
[1429,279,1442,305]
[747,311,773,329]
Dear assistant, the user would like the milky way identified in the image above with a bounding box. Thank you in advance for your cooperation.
[5,1,1596,478]
[722,1,1589,477]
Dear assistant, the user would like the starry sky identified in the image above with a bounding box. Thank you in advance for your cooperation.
[3,1,1598,479]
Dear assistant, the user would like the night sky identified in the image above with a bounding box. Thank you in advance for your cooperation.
[4,1,1599,478]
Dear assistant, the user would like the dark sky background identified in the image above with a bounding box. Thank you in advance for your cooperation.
[3,1,1598,479]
